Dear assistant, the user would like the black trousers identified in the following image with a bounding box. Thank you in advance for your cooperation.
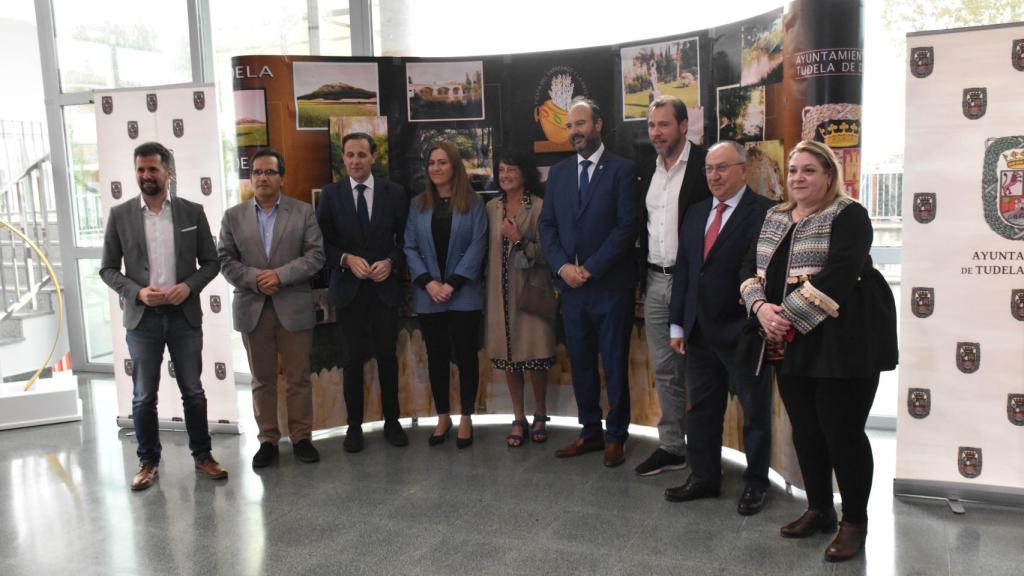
[777,372,879,524]
[418,310,481,416]
[685,326,772,490]
[339,282,400,426]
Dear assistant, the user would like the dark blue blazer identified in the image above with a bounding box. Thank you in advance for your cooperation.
[670,187,775,351]
[316,178,408,309]
[538,149,638,293]
[403,194,487,314]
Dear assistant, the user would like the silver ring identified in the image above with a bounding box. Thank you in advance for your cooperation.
[770,321,776,327]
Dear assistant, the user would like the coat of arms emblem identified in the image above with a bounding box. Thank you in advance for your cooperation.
[962,87,987,120]
[982,138,1024,240]
[1012,289,1024,321]
[101,96,113,115]
[111,181,122,200]
[1008,394,1024,426]
[1013,39,1024,72]
[194,90,206,110]
[215,362,227,380]
[958,446,982,478]
[201,176,212,196]
[127,120,139,140]
[912,192,936,223]
[910,47,933,78]
[910,287,934,318]
[124,359,134,377]
[210,295,221,313]
[907,388,931,419]
[167,361,176,379]
[956,342,980,374]
[172,118,184,138]
[146,93,158,112]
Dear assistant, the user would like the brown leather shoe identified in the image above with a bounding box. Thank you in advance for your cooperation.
[780,508,838,538]
[824,521,867,562]
[555,436,605,458]
[603,441,625,467]
[195,456,228,480]
[131,463,158,491]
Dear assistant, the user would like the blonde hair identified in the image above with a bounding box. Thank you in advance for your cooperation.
[417,141,478,214]
[778,140,846,212]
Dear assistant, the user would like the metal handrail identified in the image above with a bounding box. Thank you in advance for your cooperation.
[0,153,50,198]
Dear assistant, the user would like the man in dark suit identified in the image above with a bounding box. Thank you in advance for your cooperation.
[665,140,775,515]
[219,148,325,468]
[634,95,711,477]
[100,141,227,491]
[317,132,409,452]
[539,97,638,467]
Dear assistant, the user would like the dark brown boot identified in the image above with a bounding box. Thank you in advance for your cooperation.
[824,521,867,562]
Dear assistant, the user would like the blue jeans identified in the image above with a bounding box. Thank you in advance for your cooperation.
[126,307,212,464]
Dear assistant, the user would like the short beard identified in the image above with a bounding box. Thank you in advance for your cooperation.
[140,183,164,196]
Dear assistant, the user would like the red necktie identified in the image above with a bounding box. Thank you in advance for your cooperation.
[703,202,728,260]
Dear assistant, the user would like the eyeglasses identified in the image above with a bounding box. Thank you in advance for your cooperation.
[704,162,745,175]
[251,169,280,177]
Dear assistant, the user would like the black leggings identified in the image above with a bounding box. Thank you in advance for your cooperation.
[418,310,481,416]
[777,373,879,524]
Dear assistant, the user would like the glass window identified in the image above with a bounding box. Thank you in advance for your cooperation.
[62,105,103,248]
[318,0,354,56]
[51,0,192,93]
[78,259,112,364]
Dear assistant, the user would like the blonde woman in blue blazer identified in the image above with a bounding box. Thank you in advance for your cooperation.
[405,142,488,448]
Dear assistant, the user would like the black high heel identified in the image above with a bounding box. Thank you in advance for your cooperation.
[456,420,474,449]
[429,418,452,446]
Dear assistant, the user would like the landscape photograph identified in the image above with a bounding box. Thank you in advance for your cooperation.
[406,61,485,122]
[234,89,268,147]
[293,61,379,130]
[621,37,700,120]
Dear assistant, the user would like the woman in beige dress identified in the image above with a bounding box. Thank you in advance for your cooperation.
[484,149,557,447]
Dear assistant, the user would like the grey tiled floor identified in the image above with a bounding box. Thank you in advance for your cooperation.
[1,377,1021,575]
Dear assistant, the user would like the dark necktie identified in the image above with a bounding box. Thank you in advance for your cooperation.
[703,202,728,260]
[356,183,370,232]
[578,159,592,206]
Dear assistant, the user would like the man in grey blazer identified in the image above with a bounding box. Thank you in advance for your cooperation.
[219,148,325,468]
[100,141,227,491]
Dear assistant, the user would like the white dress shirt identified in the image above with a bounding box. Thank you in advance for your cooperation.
[646,141,691,267]
[141,195,176,290]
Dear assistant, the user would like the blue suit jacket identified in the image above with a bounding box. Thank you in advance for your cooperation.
[538,149,638,293]
[404,193,487,313]
[317,178,408,309]
[670,187,775,351]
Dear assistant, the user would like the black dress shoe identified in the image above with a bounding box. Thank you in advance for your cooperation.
[384,420,409,447]
[664,478,721,502]
[429,420,452,446]
[293,439,320,463]
[737,485,768,516]
[343,425,364,453]
[252,442,278,468]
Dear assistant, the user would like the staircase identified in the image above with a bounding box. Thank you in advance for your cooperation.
[0,120,62,378]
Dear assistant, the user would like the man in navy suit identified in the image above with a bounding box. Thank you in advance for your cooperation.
[539,97,639,467]
[665,141,775,515]
[317,132,409,452]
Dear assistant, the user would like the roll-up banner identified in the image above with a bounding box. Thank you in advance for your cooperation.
[223,1,862,487]
[95,84,239,433]
[897,23,1024,506]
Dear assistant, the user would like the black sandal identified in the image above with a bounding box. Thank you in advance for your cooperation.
[531,414,550,443]
[507,419,529,448]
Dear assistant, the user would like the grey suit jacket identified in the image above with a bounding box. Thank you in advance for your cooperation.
[100,195,219,329]
[218,194,325,333]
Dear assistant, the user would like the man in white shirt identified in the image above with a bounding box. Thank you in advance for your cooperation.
[634,96,710,476]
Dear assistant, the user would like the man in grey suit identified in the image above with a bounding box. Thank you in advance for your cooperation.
[100,141,227,491]
[219,148,325,468]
